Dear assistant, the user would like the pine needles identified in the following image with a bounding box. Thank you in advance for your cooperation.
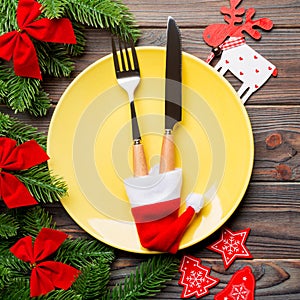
[0,113,68,206]
[0,206,180,299]
[0,213,19,239]
[0,112,47,148]
[106,255,180,299]
[0,0,140,116]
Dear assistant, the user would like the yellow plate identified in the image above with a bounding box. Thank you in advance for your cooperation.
[48,47,254,253]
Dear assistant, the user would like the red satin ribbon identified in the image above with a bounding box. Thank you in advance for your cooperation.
[10,228,80,297]
[0,137,49,208]
[0,0,76,80]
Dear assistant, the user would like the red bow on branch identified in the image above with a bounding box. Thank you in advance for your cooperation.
[0,0,76,80]
[10,228,80,297]
[0,137,49,208]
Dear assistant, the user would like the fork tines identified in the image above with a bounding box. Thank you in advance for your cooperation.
[111,37,140,78]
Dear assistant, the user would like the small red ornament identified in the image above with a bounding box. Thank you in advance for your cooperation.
[207,228,252,269]
[178,255,219,299]
[0,0,76,80]
[0,137,49,208]
[215,266,255,300]
[10,228,80,297]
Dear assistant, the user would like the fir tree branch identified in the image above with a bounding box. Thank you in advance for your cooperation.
[0,277,30,300]
[56,238,115,268]
[66,22,87,57]
[0,65,51,116]
[0,250,31,291]
[65,0,140,40]
[0,0,18,34]
[41,289,81,300]
[35,42,75,78]
[19,206,55,237]
[0,112,47,150]
[72,260,111,299]
[106,255,180,299]
[38,0,69,19]
[0,239,14,256]
[14,164,68,204]
[0,114,68,205]
[0,213,19,239]
[28,89,52,117]
[6,74,43,113]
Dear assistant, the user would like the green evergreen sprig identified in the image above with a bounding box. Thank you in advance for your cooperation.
[65,0,140,41]
[0,206,180,299]
[0,213,19,239]
[0,0,140,116]
[106,255,180,299]
[0,112,47,148]
[0,112,68,208]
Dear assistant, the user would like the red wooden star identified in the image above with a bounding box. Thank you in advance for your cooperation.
[178,255,219,298]
[207,228,253,269]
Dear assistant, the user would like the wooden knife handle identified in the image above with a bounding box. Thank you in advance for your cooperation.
[133,142,148,176]
[159,133,175,173]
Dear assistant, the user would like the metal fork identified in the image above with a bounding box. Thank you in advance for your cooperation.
[111,37,148,176]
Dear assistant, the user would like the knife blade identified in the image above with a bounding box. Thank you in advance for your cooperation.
[159,16,182,173]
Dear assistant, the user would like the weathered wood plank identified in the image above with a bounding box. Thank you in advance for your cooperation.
[248,107,300,181]
[122,0,300,27]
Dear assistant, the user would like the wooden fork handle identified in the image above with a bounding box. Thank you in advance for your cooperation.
[133,142,148,176]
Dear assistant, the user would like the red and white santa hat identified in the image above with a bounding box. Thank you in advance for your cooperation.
[124,165,203,253]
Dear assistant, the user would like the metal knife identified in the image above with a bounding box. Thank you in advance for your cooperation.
[159,16,182,173]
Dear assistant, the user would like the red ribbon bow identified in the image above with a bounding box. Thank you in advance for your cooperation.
[0,137,49,208]
[0,0,76,80]
[10,228,80,297]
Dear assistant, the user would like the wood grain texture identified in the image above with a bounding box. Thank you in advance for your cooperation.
[133,143,148,176]
[0,0,299,298]
[159,134,176,172]
[122,0,300,27]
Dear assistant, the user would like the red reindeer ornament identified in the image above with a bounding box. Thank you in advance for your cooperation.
[203,0,277,103]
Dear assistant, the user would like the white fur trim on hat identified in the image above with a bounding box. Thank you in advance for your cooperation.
[186,193,204,213]
[124,165,182,208]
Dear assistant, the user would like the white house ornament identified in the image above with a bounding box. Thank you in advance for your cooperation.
[203,0,278,103]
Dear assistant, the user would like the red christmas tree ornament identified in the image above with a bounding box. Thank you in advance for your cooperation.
[207,228,253,269]
[178,255,219,298]
[215,266,255,300]
[0,137,49,208]
[10,228,80,297]
[0,0,76,80]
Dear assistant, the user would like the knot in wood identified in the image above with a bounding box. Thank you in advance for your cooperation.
[275,164,292,180]
[265,133,282,149]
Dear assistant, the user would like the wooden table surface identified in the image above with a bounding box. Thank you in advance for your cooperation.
[1,0,300,299]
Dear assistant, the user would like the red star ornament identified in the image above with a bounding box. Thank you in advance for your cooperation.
[215,266,255,300]
[207,228,253,269]
[178,255,219,299]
